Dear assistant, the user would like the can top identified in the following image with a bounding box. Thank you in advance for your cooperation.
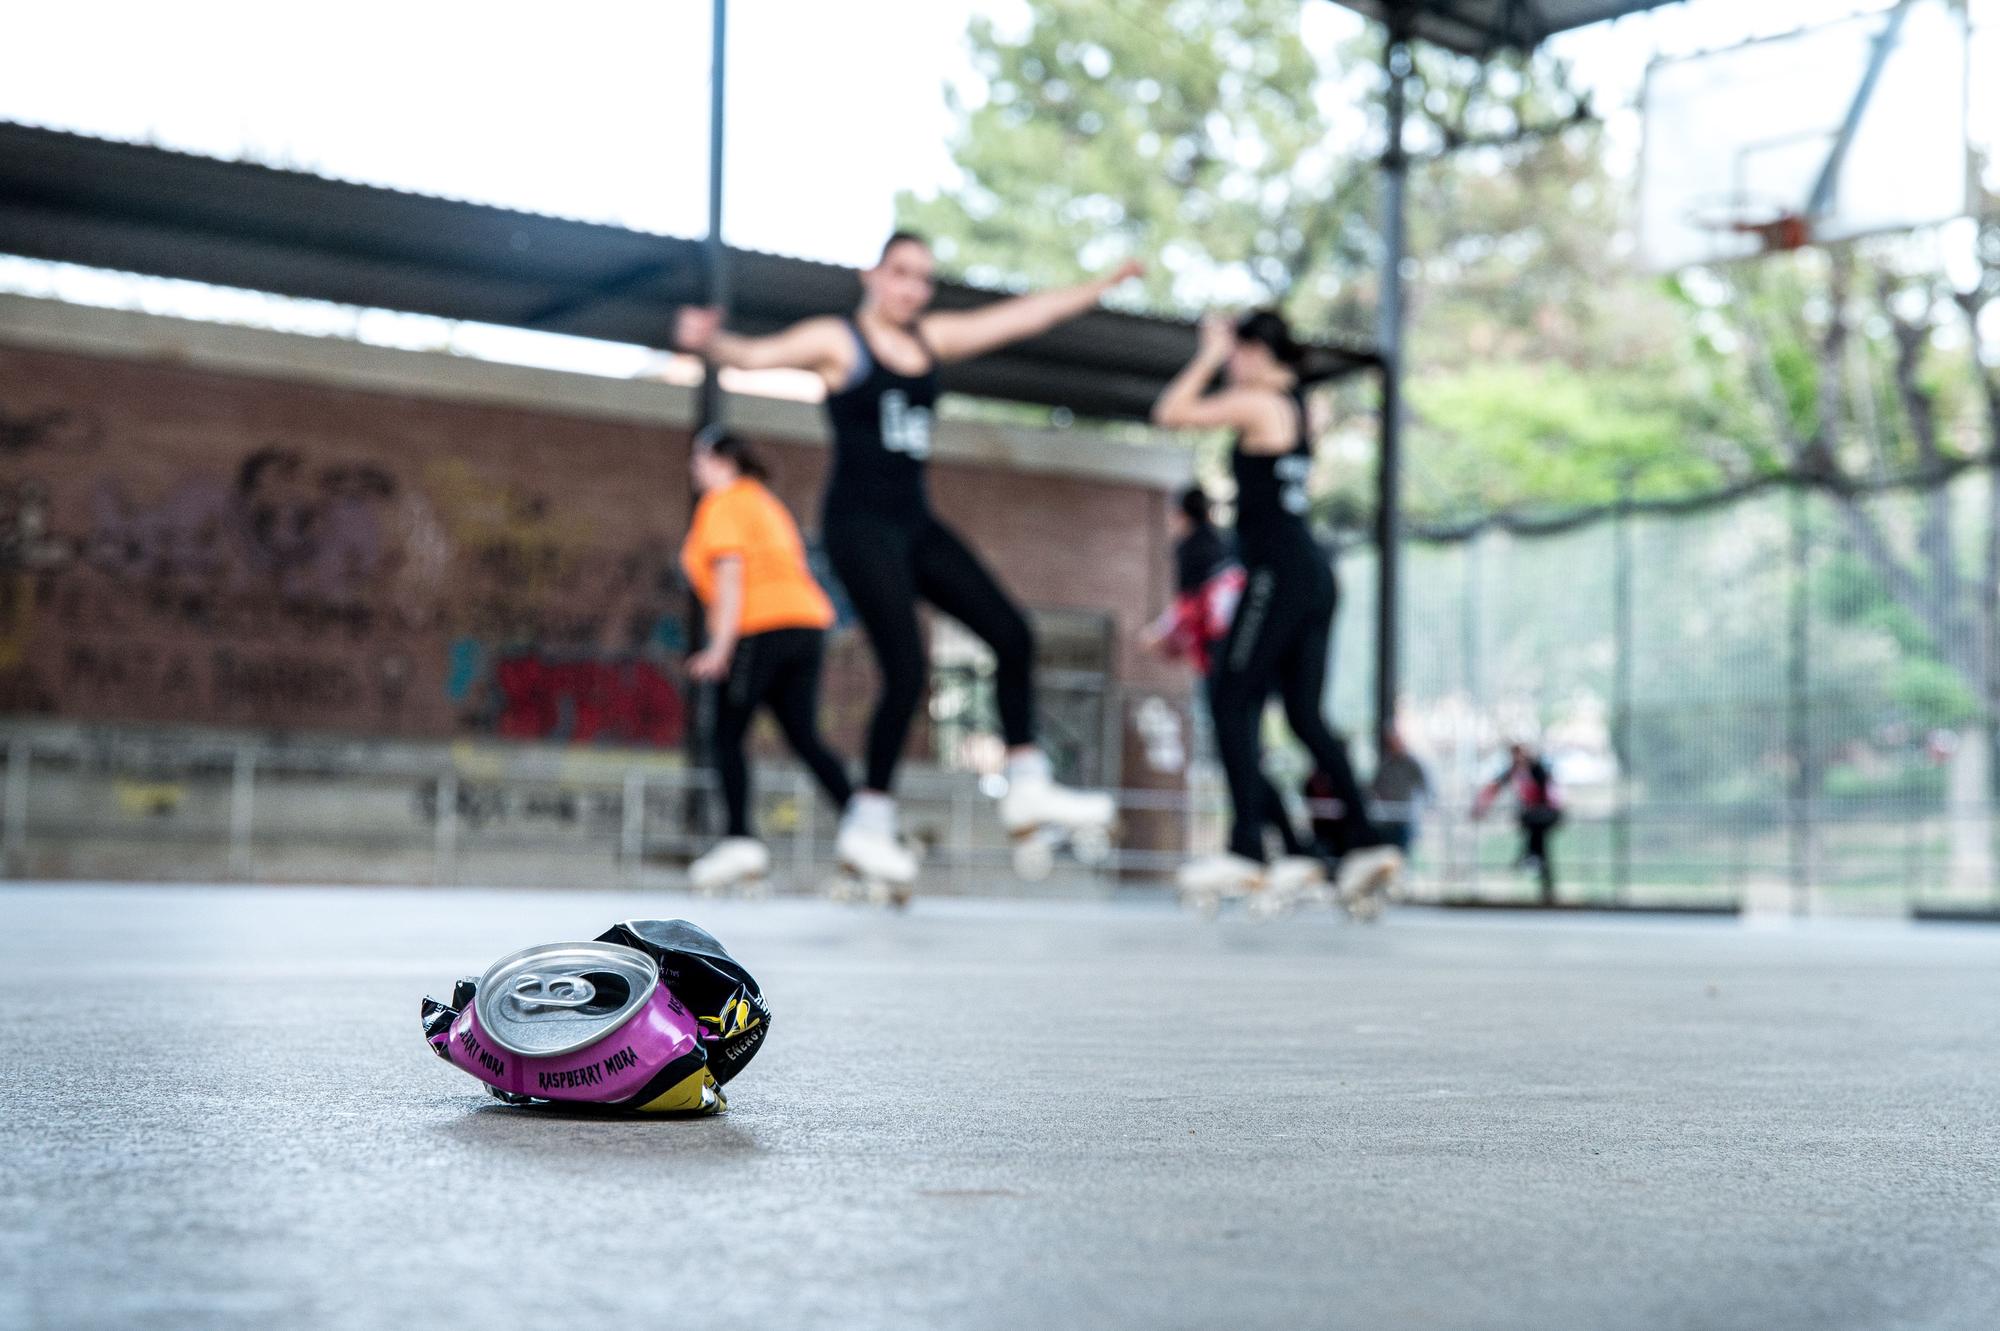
[474,940,662,1057]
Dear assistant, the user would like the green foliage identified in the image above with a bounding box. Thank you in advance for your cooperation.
[1819,551,1935,656]
[900,0,1719,521]
[1410,362,1722,513]
[1890,656,1981,729]
[898,0,1353,314]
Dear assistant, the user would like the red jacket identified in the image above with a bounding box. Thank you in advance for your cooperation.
[1156,565,1246,676]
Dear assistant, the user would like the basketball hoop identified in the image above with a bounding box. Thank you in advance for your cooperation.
[1684,192,1816,257]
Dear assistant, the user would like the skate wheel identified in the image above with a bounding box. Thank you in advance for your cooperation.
[1180,888,1221,919]
[1070,823,1112,866]
[1012,837,1056,881]
[865,878,914,909]
[826,875,860,904]
[1347,892,1385,924]
[1247,892,1282,920]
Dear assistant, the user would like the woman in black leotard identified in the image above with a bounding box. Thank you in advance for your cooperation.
[675,233,1141,884]
[1153,310,1402,912]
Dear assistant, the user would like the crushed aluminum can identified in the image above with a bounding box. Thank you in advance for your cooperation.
[421,920,768,1115]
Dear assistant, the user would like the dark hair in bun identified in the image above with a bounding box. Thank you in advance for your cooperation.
[1234,308,1304,368]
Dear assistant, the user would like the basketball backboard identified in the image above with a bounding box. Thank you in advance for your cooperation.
[1638,0,1971,272]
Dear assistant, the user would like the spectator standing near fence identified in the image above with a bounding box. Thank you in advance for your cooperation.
[1475,742,1563,904]
[1370,729,1431,858]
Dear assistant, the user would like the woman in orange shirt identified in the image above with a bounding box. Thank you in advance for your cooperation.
[682,428,871,893]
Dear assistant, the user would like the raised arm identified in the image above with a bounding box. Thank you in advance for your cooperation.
[1152,315,1285,439]
[675,308,854,385]
[919,260,1144,364]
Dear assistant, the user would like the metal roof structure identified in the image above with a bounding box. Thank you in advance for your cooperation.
[0,121,1377,422]
[1329,0,1683,55]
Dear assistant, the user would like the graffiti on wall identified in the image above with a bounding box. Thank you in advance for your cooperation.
[0,390,690,746]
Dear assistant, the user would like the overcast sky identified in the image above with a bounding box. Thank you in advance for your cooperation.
[2,0,1991,371]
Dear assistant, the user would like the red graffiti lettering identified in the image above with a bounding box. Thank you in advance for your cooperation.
[493,656,685,746]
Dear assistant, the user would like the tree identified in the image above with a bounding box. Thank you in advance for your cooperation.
[897,0,1720,524]
[897,0,1356,316]
[1693,178,2000,881]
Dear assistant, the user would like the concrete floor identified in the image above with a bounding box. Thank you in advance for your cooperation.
[2,884,1996,1331]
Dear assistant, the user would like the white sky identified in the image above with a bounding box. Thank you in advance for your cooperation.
[1,0,1993,372]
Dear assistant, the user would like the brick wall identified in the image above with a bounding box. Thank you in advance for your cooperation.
[0,339,1193,792]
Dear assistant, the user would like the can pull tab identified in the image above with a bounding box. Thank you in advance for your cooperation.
[508,973,598,1011]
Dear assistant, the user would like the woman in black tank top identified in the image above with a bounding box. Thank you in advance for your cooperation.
[675,233,1142,880]
[820,313,938,520]
[1153,309,1401,911]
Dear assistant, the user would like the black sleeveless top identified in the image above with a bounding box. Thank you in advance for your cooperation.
[821,318,939,522]
[1231,389,1316,563]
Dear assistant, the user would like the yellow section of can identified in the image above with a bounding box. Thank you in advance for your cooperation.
[636,1065,726,1115]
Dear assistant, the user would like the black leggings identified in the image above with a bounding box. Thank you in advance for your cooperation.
[712,628,853,837]
[1199,678,1309,857]
[1519,809,1561,900]
[823,513,1035,792]
[1210,558,1380,862]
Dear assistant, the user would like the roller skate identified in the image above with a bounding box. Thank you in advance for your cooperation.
[997,753,1116,881]
[1262,854,1333,914]
[1175,853,1265,918]
[829,798,918,909]
[689,837,773,898]
[1335,844,1403,923]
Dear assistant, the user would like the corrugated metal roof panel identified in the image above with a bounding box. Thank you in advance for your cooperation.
[0,122,1378,420]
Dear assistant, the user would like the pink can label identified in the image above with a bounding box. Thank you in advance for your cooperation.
[446,988,702,1104]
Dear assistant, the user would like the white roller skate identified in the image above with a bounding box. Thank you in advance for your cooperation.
[1263,855,1333,914]
[1175,852,1266,918]
[1336,844,1404,923]
[830,797,918,908]
[689,837,772,897]
[997,753,1116,880]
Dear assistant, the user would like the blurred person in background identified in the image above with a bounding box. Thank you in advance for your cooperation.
[1474,741,1563,904]
[681,427,858,893]
[1142,484,1321,890]
[1369,728,1432,859]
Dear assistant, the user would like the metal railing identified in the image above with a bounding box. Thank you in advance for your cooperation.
[5,726,1998,916]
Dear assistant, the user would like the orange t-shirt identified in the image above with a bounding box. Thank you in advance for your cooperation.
[680,478,835,635]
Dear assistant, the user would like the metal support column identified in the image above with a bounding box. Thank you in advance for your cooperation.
[3,738,28,876]
[1787,484,1812,913]
[1612,475,1635,900]
[699,0,731,430]
[623,769,646,885]
[229,746,256,880]
[1374,21,1412,744]
[434,769,460,887]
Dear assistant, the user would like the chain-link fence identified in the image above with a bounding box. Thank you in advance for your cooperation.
[1329,470,2000,913]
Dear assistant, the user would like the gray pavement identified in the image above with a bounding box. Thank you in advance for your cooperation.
[2,884,1997,1331]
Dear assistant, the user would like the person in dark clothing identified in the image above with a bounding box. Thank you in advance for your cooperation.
[1369,727,1432,856]
[1153,310,1402,913]
[1142,485,1318,876]
[677,233,1142,888]
[1475,742,1564,903]
[1172,485,1232,597]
